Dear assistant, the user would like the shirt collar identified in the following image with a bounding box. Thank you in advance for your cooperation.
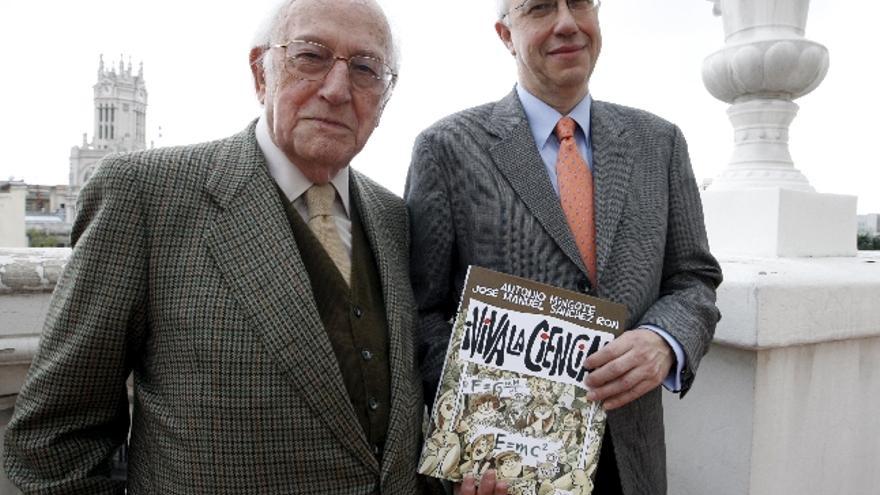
[255,114,350,215]
[515,84,592,149]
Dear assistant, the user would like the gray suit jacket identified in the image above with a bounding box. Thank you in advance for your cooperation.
[405,90,722,495]
[4,122,424,494]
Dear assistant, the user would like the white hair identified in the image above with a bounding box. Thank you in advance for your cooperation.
[496,0,509,19]
[251,0,401,75]
[252,0,288,49]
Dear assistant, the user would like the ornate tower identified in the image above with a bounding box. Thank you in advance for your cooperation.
[69,55,148,193]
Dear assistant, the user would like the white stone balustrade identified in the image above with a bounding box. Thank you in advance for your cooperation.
[0,248,67,404]
[664,253,880,495]
[662,2,880,495]
[0,248,69,495]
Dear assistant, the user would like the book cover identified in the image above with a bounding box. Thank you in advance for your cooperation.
[418,266,627,495]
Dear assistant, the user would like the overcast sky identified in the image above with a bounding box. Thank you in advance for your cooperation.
[1,1,877,213]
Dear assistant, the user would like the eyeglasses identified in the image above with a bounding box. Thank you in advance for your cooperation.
[503,0,601,21]
[271,40,397,96]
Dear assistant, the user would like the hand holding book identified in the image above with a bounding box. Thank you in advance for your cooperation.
[454,470,509,495]
[584,328,675,410]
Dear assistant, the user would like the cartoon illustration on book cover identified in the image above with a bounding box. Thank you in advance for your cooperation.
[418,266,626,495]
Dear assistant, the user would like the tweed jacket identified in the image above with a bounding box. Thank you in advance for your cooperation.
[404,90,722,495]
[4,122,424,494]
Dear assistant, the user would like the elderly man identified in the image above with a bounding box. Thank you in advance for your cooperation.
[405,1,723,494]
[3,0,477,493]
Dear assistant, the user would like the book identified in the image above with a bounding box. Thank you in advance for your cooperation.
[418,266,627,495]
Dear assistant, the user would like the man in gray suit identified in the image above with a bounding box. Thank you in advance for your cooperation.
[405,1,723,493]
[3,0,494,493]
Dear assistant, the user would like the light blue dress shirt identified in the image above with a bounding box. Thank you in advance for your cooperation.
[515,84,686,392]
[516,84,593,192]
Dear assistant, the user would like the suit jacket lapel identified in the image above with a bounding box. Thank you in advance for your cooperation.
[350,172,411,482]
[590,102,634,287]
[487,90,589,278]
[203,123,378,472]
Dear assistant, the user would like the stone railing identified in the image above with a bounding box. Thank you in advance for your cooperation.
[0,248,68,401]
[0,248,70,494]
[662,251,880,494]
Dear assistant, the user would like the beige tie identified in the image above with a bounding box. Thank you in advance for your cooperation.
[305,183,351,285]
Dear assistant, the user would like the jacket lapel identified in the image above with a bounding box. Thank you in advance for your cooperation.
[487,92,635,290]
[350,172,412,482]
[203,123,378,472]
[487,90,589,278]
[590,102,634,287]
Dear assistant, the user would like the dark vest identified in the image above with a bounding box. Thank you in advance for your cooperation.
[278,186,392,458]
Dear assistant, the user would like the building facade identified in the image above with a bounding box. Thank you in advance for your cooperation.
[0,182,27,248]
[858,214,880,235]
[0,56,150,248]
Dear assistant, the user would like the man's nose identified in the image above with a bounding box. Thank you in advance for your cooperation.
[553,1,580,35]
[318,59,352,104]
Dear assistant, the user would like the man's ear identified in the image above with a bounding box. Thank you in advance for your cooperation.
[375,88,394,128]
[495,21,515,56]
[249,47,268,105]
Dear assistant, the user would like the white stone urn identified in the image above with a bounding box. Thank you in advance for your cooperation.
[702,0,829,191]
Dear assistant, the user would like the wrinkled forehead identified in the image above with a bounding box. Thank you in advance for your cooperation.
[276,0,391,59]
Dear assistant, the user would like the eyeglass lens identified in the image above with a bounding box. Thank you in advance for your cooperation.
[282,41,392,94]
[516,0,599,18]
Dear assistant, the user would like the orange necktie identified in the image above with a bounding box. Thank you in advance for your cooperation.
[555,116,597,288]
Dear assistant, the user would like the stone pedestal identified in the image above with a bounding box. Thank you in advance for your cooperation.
[683,2,875,493]
[699,0,855,258]
[664,254,880,495]
[702,188,857,258]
